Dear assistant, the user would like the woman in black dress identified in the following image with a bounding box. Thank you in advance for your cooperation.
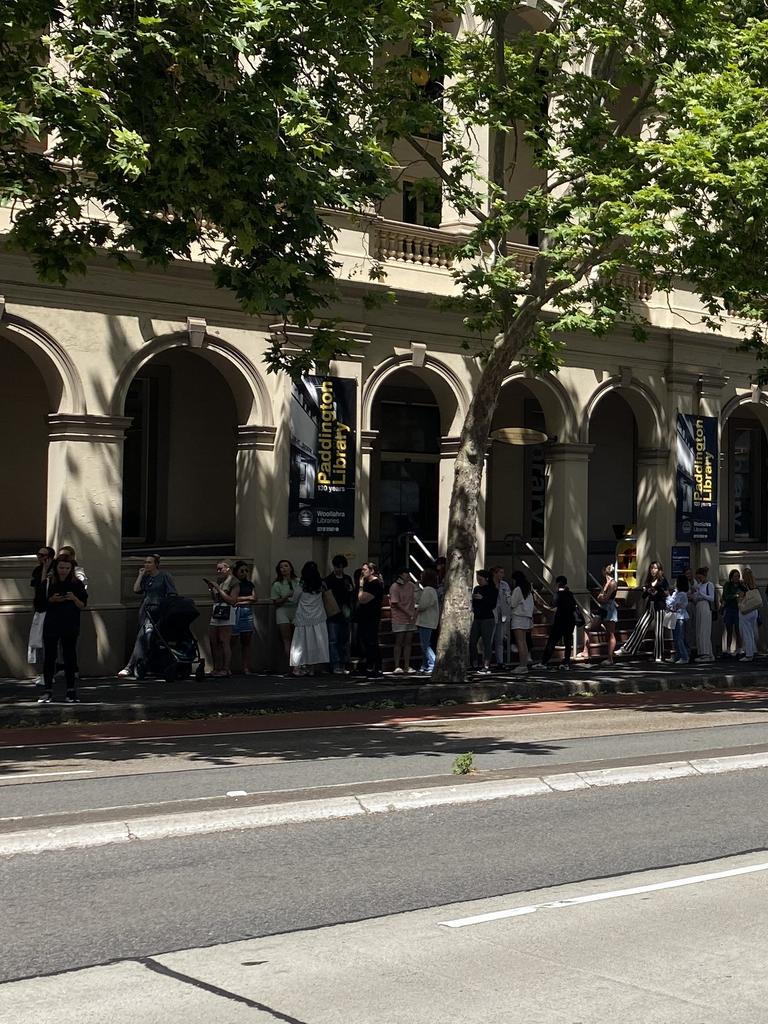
[36,555,88,703]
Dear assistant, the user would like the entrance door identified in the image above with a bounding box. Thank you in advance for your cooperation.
[378,458,439,579]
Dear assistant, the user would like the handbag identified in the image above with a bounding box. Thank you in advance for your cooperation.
[662,610,677,630]
[741,589,762,613]
[211,601,231,621]
[322,588,341,619]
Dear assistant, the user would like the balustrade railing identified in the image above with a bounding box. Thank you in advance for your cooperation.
[372,219,455,268]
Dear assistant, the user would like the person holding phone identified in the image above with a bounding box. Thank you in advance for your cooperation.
[36,555,87,703]
[119,554,176,679]
[207,561,240,677]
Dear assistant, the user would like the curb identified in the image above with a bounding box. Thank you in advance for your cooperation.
[3,750,768,858]
[1,669,765,728]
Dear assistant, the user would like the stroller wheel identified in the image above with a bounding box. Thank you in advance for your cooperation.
[164,665,178,684]
[178,663,191,681]
[135,660,147,681]
[194,661,206,681]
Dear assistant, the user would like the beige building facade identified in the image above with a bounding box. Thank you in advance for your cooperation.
[1,205,766,677]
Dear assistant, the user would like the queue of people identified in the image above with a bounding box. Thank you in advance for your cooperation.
[24,541,768,693]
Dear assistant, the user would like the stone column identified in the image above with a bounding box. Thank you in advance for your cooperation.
[544,443,592,589]
[359,429,379,560]
[46,414,131,673]
[635,447,674,573]
[235,425,277,594]
[438,436,460,557]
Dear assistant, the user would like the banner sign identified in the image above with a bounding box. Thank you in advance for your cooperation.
[288,376,357,537]
[675,413,718,543]
[671,545,691,578]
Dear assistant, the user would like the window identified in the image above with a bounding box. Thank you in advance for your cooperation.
[122,375,162,543]
[402,180,442,228]
[378,400,441,453]
[726,419,767,544]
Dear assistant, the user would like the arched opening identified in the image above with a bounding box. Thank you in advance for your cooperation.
[487,381,549,564]
[370,369,445,578]
[721,402,768,550]
[587,391,638,581]
[121,348,239,554]
[0,336,51,553]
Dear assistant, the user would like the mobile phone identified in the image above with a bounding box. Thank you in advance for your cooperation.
[202,577,215,587]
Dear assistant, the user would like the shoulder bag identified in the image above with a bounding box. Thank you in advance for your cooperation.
[322,587,341,619]
[741,588,762,613]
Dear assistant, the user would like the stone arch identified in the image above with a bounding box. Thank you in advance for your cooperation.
[721,390,768,429]
[110,331,273,427]
[499,370,578,442]
[362,353,469,435]
[0,311,86,415]
[581,376,666,449]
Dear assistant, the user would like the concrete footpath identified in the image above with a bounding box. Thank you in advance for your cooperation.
[1,657,766,727]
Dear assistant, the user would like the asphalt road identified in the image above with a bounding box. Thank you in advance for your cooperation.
[3,702,768,822]
[7,850,768,1023]
[2,768,768,984]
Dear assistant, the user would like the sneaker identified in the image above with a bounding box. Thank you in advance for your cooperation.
[600,659,615,666]
[512,665,528,675]
[406,667,417,674]
[559,662,573,671]
[37,694,52,704]
[65,694,80,703]
[614,647,626,657]
[34,676,45,689]
[392,667,404,675]
[117,668,134,679]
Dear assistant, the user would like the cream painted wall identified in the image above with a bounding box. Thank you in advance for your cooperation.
[0,341,48,551]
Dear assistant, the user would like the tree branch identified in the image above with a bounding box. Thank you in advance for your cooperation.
[404,132,488,224]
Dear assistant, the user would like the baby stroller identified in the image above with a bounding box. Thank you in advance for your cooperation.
[135,595,206,683]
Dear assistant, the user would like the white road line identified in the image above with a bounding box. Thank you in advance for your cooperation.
[3,695,767,750]
[0,769,93,780]
[439,860,768,928]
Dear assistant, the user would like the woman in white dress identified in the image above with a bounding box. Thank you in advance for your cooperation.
[290,562,330,676]
[692,566,715,662]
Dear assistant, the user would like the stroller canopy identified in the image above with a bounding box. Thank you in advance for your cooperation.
[153,595,199,641]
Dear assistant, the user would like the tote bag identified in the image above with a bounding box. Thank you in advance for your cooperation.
[741,589,762,614]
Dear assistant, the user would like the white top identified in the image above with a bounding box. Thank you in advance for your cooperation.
[415,586,440,630]
[293,586,327,627]
[694,580,715,605]
[510,586,534,626]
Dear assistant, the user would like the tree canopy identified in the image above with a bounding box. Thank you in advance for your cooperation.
[0,0,421,354]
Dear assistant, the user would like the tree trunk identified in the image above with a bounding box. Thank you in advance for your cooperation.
[432,310,538,683]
